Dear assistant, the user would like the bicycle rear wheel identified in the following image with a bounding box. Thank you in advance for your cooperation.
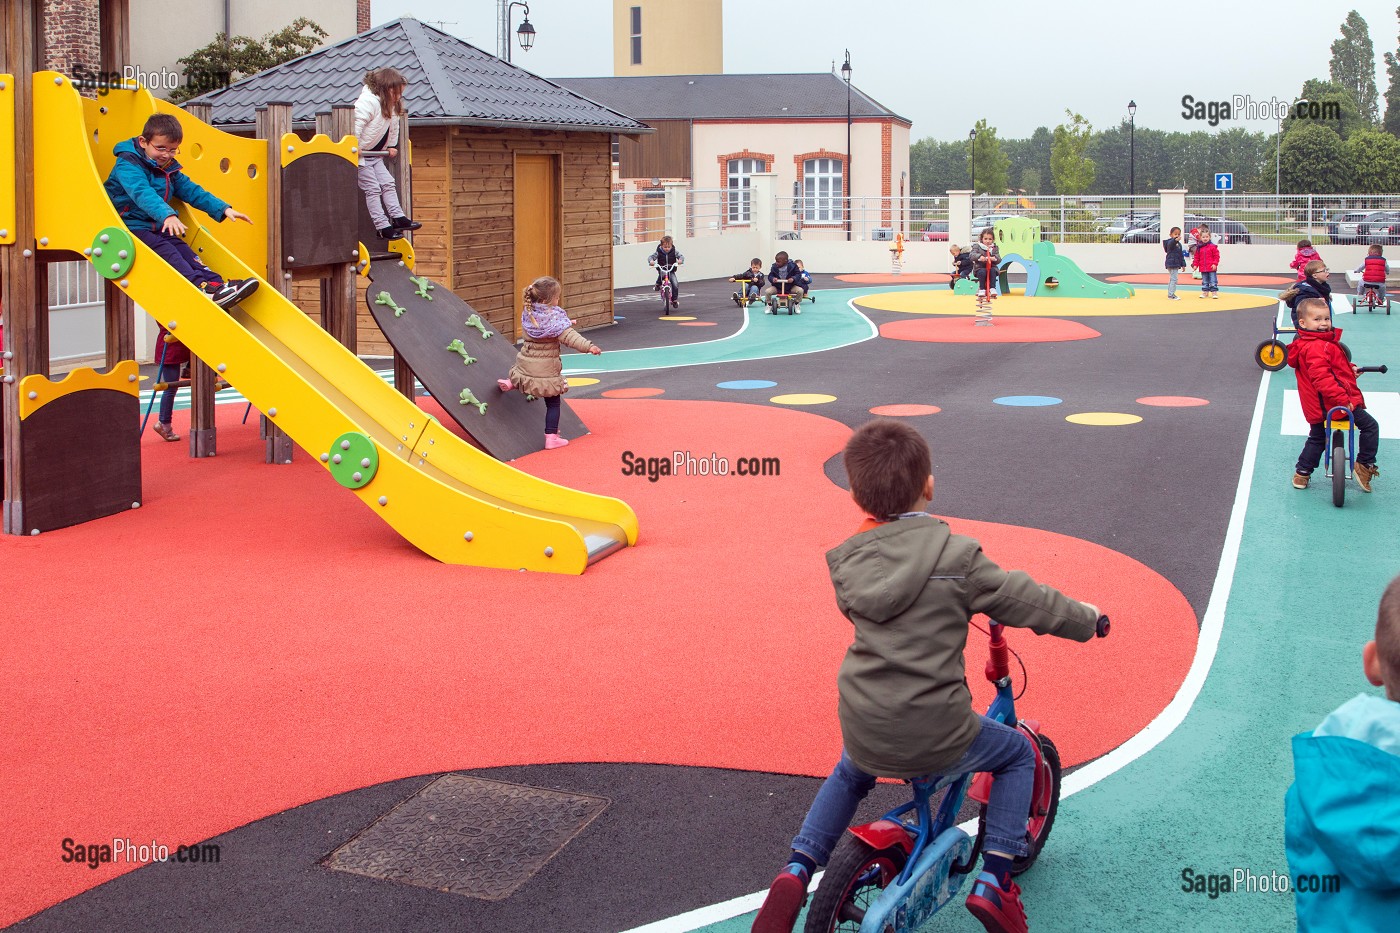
[1333,435,1347,508]
[803,836,907,933]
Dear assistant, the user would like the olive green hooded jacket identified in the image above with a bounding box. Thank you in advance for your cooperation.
[826,516,1097,779]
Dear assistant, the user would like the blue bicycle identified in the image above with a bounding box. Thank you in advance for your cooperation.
[802,614,1110,933]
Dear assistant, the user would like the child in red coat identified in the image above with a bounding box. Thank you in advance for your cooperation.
[1192,226,1220,298]
[1289,298,1380,491]
[1290,239,1322,281]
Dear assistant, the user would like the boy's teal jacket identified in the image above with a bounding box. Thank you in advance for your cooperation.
[103,138,230,232]
[1285,694,1400,931]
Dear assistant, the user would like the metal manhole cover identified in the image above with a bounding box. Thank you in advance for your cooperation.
[324,774,610,900]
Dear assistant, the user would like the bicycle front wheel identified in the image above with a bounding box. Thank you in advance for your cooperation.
[804,836,907,933]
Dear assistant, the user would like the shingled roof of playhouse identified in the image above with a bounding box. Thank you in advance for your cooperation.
[190,17,651,134]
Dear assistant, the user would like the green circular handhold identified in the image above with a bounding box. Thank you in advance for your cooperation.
[327,432,378,489]
[92,227,135,280]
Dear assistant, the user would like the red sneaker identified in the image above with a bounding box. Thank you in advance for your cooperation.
[751,869,807,933]
[966,871,1027,933]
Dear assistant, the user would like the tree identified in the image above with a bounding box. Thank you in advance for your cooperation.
[1344,128,1400,191]
[1280,124,1352,193]
[909,137,971,196]
[968,118,1009,195]
[168,18,328,103]
[1020,167,1042,194]
[1329,10,1380,124]
[1286,79,1368,140]
[1050,110,1095,194]
[1384,6,1400,134]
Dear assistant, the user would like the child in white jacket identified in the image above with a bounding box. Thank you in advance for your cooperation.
[353,68,421,240]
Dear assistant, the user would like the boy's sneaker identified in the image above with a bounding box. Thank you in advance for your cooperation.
[390,216,422,231]
[751,868,808,933]
[965,871,1028,933]
[203,278,259,308]
[1355,462,1379,492]
[1168,294,1180,300]
[152,422,180,442]
[732,291,743,306]
[376,226,404,240]
[1293,472,1310,489]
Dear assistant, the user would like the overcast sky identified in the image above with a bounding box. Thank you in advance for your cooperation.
[372,1,1400,141]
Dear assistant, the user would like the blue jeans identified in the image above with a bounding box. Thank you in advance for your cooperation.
[746,284,759,298]
[792,715,1035,864]
[1297,408,1380,473]
[1201,270,1218,292]
[157,363,181,424]
[1167,268,1180,296]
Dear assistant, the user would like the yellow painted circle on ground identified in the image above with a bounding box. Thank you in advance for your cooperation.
[1065,412,1144,426]
[659,315,697,321]
[770,393,837,405]
[566,377,600,387]
[857,289,1265,317]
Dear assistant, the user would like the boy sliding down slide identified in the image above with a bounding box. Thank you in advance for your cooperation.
[102,113,257,308]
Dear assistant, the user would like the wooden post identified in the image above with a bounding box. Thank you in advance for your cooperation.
[318,105,358,352]
[180,100,217,456]
[256,102,293,464]
[390,112,414,400]
[100,1,135,367]
[2,0,41,535]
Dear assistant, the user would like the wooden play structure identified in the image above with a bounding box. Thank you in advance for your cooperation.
[1,0,635,571]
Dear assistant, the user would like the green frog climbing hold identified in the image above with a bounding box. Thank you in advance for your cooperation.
[374,291,407,318]
[409,276,435,300]
[464,313,494,339]
[446,338,477,365]
[457,388,488,415]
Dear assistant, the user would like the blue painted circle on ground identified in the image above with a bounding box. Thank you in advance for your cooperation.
[717,379,778,390]
[993,395,1063,407]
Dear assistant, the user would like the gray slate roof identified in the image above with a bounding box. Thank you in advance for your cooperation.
[555,73,910,124]
[190,18,650,134]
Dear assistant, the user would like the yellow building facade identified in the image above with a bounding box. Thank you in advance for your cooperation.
[612,0,722,76]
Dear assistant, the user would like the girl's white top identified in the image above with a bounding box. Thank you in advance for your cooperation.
[353,85,401,166]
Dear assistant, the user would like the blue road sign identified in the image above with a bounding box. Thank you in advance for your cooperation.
[1214,173,1233,191]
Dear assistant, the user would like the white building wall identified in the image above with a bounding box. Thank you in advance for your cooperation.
[130,1,357,98]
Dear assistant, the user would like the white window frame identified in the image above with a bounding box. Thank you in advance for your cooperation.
[727,158,762,224]
[803,158,844,223]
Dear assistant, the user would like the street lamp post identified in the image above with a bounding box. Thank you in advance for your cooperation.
[969,127,977,214]
[500,0,535,64]
[1127,99,1137,223]
[841,50,852,241]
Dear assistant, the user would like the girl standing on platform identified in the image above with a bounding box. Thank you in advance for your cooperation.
[353,67,421,240]
[497,277,602,449]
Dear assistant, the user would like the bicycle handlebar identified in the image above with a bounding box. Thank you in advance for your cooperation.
[1096,614,1111,638]
[1357,365,1389,375]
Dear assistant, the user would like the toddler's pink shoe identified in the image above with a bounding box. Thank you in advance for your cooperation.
[497,378,513,392]
[544,433,569,449]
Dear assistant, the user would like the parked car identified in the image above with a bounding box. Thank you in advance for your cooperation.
[919,221,949,242]
[1357,211,1400,245]
[1101,212,1159,236]
[970,214,1017,236]
[1333,210,1389,244]
[1121,216,1251,245]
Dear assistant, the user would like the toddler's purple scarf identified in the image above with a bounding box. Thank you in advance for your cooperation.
[522,302,573,339]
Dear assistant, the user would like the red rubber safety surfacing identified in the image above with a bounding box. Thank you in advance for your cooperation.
[0,398,1195,924]
[880,317,1101,343]
[1105,273,1294,286]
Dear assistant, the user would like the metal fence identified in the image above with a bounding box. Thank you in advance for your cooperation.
[1185,194,1400,245]
[687,188,729,238]
[48,260,104,309]
[772,196,947,241]
[612,189,667,245]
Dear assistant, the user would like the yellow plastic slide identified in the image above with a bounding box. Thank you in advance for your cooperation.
[30,72,636,573]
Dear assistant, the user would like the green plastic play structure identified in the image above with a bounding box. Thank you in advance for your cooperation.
[953,217,1134,298]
